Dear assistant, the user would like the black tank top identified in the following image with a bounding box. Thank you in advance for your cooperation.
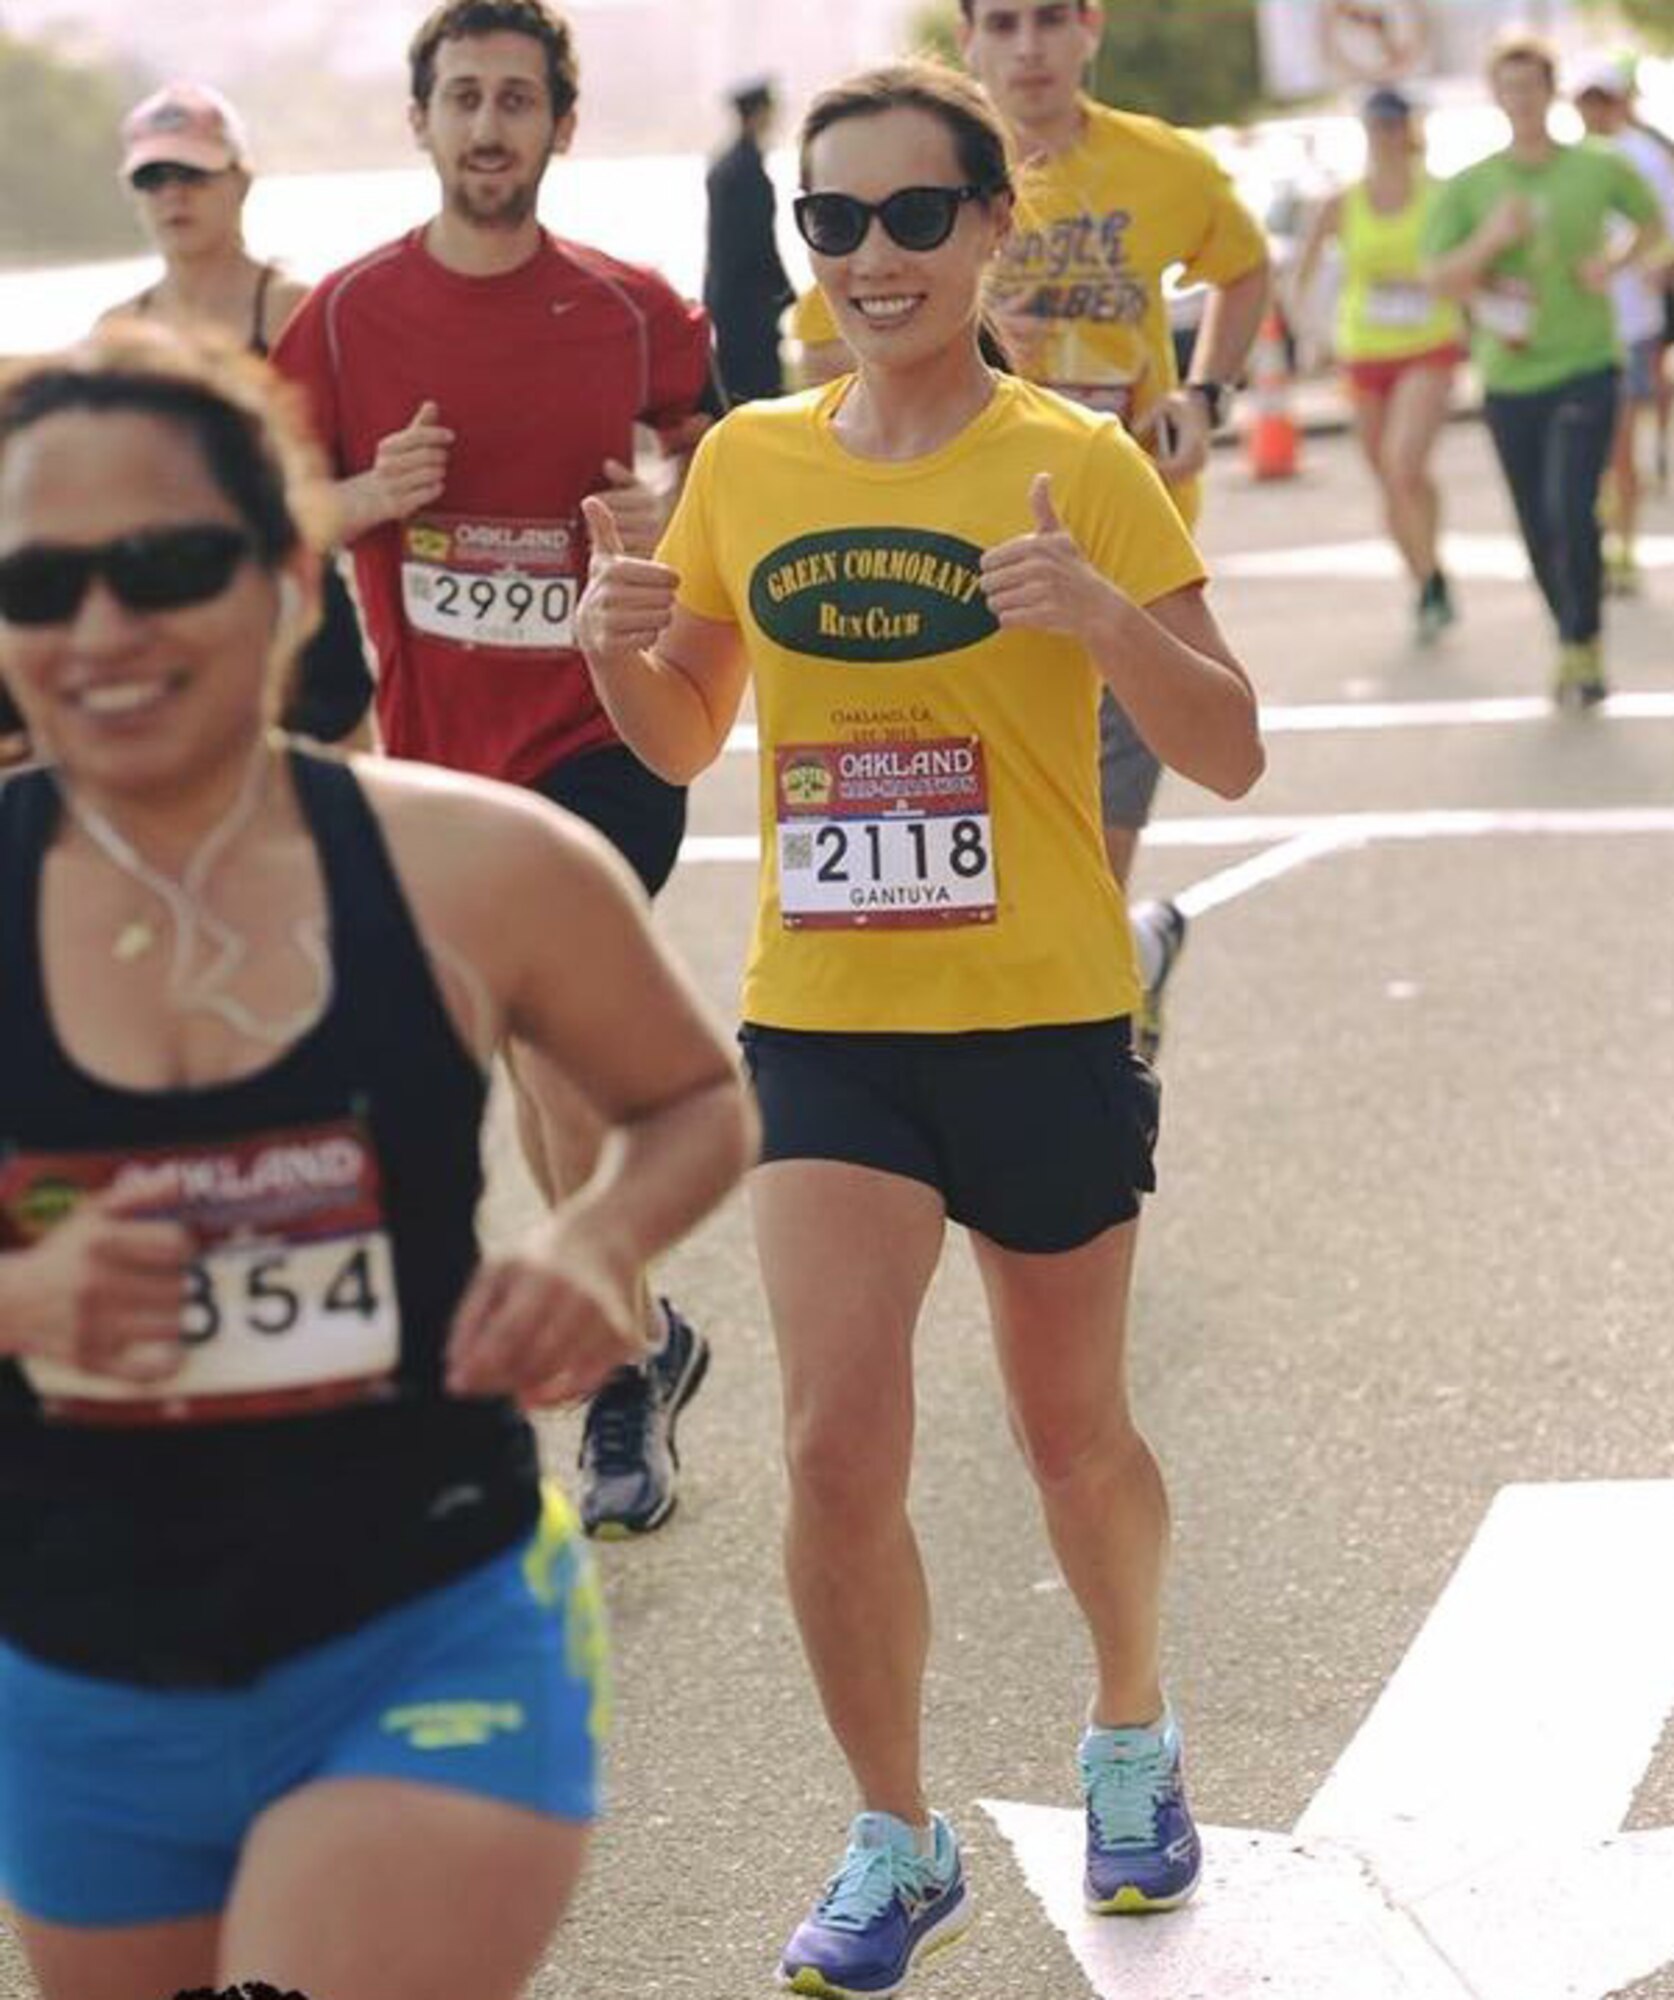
[0,751,539,1686]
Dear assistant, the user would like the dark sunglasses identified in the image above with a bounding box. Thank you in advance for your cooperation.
[793,184,992,258]
[130,162,220,193]
[0,525,251,628]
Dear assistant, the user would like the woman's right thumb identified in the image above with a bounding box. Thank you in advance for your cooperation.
[581,495,624,557]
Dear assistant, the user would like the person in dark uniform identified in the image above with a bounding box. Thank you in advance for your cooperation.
[704,77,795,403]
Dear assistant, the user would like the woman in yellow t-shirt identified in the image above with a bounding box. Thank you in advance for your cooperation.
[577,61,1261,1999]
[1292,85,1467,646]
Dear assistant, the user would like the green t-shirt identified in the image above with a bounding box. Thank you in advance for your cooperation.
[1424,141,1659,394]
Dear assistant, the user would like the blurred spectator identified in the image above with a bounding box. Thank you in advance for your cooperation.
[704,78,794,402]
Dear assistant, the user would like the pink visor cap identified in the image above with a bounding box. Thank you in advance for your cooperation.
[121,83,251,178]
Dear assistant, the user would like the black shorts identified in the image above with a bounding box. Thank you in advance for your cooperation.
[738,1018,1159,1254]
[282,564,375,744]
[530,742,687,898]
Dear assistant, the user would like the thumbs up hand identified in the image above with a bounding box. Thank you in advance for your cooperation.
[367,398,455,524]
[592,456,667,557]
[582,493,624,559]
[979,473,1116,641]
[575,493,681,664]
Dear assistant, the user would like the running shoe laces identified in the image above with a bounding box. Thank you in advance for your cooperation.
[583,1369,653,1476]
[814,1818,945,1932]
[1082,1732,1175,1849]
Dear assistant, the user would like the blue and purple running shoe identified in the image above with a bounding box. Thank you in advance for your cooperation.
[778,1810,971,1998]
[1079,1706,1202,1914]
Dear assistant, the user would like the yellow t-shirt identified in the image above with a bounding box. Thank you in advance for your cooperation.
[658,374,1207,1034]
[998,101,1267,524]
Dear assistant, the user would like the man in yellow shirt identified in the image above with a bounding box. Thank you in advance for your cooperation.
[961,0,1270,1051]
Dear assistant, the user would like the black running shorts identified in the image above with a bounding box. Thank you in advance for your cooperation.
[738,1018,1160,1254]
[532,742,688,898]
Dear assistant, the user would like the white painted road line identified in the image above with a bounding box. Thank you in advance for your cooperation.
[1146,805,1674,848]
[1298,1481,1674,1898]
[1172,828,1360,921]
[985,1802,1466,2000]
[1216,530,1674,583]
[1261,691,1674,732]
[720,690,1674,755]
[985,1481,1674,2000]
[680,804,1674,868]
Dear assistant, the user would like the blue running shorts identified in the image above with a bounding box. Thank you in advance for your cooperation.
[0,1485,607,1927]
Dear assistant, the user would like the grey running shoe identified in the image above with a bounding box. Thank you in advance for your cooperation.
[579,1301,709,1539]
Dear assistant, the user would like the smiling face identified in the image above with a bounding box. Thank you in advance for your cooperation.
[0,409,293,800]
[958,0,1102,133]
[802,105,1009,374]
[413,30,574,230]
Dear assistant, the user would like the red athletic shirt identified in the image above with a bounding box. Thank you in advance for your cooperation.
[274,229,712,784]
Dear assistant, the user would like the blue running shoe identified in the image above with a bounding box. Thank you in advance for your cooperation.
[778,1811,971,1998]
[1079,1707,1202,1913]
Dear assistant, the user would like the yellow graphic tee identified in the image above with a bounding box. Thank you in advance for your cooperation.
[792,103,1266,525]
[995,101,1268,524]
[658,375,1207,1034]
[998,101,1265,422]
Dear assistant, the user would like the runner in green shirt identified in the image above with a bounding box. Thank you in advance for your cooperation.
[1424,29,1664,705]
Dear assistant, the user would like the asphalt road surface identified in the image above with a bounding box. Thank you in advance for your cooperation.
[2,413,1669,2000]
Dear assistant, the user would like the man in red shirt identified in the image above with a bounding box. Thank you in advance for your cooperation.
[276,0,718,1538]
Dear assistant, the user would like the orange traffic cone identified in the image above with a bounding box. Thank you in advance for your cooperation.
[1245,308,1300,482]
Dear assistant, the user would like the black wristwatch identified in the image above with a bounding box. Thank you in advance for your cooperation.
[1186,380,1232,430]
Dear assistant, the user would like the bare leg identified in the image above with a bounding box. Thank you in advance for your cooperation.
[507,1041,660,1344]
[971,1220,1167,1726]
[1380,365,1453,586]
[220,1778,587,2000]
[752,1160,946,1822]
[1347,387,1408,575]
[16,1913,220,2000]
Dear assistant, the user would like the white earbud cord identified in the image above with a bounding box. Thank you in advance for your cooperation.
[57,742,335,1048]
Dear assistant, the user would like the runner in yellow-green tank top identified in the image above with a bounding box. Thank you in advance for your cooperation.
[1293,86,1466,647]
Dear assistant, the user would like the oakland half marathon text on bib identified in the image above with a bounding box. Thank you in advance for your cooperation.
[751,526,1001,927]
